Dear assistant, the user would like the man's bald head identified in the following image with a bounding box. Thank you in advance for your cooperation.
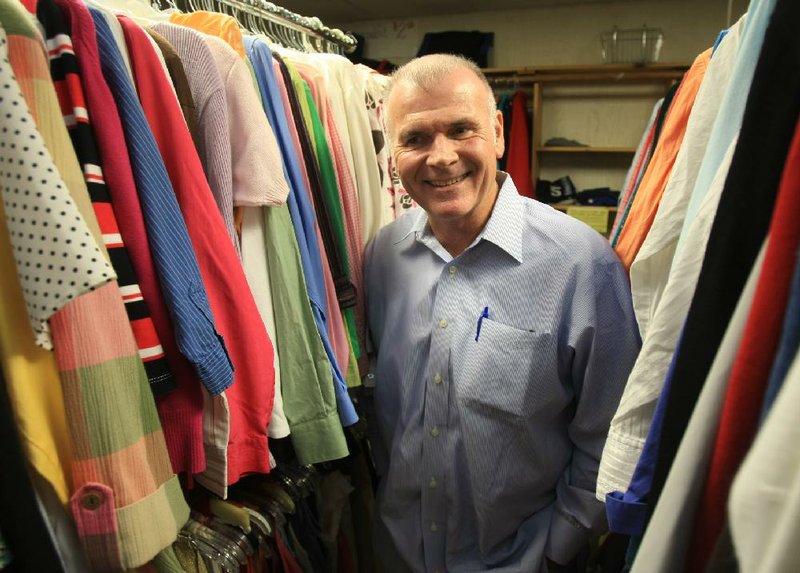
[384,54,497,143]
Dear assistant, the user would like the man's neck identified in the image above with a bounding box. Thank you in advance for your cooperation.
[429,223,477,258]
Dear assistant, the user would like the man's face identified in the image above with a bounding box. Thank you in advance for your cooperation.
[388,68,504,233]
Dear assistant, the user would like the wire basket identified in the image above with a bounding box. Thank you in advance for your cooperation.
[601,26,663,64]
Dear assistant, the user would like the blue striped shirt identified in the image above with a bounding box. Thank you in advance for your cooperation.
[91,9,233,395]
[365,174,641,572]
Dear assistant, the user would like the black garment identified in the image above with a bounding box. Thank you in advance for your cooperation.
[704,522,739,573]
[647,0,800,534]
[651,79,681,149]
[416,31,494,68]
[288,497,328,573]
[0,373,65,573]
[272,54,357,310]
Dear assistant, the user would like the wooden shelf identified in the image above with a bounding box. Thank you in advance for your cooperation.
[482,63,689,193]
[484,63,688,83]
[535,146,636,153]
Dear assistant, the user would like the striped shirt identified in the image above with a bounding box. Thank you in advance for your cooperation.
[90,7,234,396]
[365,173,641,572]
[36,0,174,395]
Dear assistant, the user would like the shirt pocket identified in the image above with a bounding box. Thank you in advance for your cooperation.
[455,317,555,422]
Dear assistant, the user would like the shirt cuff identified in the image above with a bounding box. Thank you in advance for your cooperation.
[545,509,590,565]
[605,490,648,535]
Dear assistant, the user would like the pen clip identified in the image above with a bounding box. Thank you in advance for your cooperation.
[475,306,489,342]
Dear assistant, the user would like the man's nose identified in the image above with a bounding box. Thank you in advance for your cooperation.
[426,134,458,167]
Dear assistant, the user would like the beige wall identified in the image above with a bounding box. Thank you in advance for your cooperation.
[342,0,748,192]
[342,0,749,67]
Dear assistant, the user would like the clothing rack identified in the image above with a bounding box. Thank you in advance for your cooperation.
[159,0,357,54]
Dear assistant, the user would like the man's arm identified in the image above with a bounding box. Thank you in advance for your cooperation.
[546,252,641,565]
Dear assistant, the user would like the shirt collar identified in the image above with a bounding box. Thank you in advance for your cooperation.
[395,172,524,264]
[478,172,524,263]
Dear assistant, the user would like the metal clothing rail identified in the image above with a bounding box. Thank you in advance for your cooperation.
[162,0,357,54]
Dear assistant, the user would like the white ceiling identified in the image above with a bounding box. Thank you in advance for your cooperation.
[275,0,643,25]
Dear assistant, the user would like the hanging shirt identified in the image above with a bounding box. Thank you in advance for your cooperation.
[239,206,290,440]
[204,34,289,251]
[146,28,200,146]
[0,23,81,505]
[272,54,354,388]
[245,35,357,428]
[0,21,189,570]
[168,10,245,57]
[614,49,711,272]
[676,0,777,254]
[360,68,413,228]
[90,6,234,397]
[56,0,207,476]
[366,173,640,572]
[629,18,743,341]
[37,0,175,395]
[118,15,275,488]
[262,203,349,464]
[728,326,800,573]
[609,100,661,241]
[505,90,535,199]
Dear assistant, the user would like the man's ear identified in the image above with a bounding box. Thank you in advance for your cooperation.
[494,110,505,159]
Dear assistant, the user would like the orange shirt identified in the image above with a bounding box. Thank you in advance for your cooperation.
[615,49,711,271]
[169,11,245,57]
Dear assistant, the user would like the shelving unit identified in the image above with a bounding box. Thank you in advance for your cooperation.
[484,63,688,236]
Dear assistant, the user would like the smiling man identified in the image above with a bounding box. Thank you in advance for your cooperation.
[364,54,641,573]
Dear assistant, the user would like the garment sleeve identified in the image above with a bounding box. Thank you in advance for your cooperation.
[546,246,642,565]
[223,57,290,207]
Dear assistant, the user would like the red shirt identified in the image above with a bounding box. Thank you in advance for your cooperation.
[119,16,275,483]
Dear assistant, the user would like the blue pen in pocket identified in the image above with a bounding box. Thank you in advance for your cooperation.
[475,306,489,342]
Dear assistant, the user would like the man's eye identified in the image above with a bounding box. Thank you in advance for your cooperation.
[404,136,423,146]
[451,127,472,138]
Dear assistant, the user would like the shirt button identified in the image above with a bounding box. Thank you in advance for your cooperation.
[430,426,440,438]
[81,492,103,510]
[438,318,448,329]
[449,266,457,276]
[433,373,443,385]
[429,477,438,489]
[430,522,439,532]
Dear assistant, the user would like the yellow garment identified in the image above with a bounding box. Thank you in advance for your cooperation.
[0,208,73,503]
[168,11,245,57]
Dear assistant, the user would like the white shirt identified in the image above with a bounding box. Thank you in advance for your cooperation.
[630,16,744,340]
[728,324,800,572]
[597,136,738,501]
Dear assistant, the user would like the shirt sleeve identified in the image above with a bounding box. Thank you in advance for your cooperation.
[546,245,642,565]
[223,56,290,208]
